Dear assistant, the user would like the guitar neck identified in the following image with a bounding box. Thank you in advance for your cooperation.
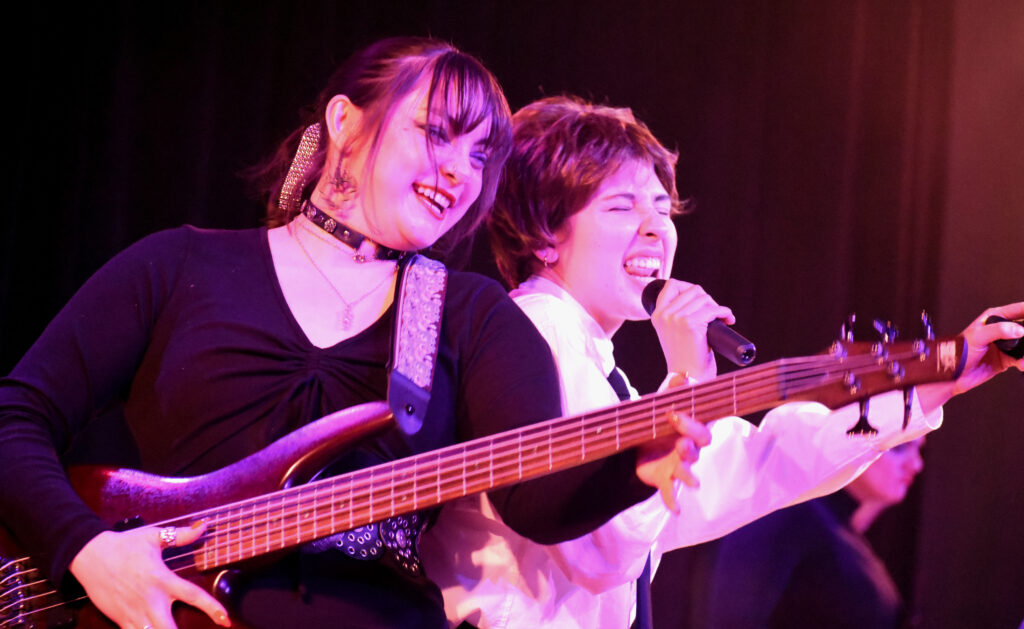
[190,337,963,570]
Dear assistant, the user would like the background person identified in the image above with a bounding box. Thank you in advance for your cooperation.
[652,438,928,628]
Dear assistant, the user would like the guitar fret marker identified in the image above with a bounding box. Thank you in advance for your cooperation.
[548,424,554,470]
[732,373,737,415]
[312,484,319,540]
[615,405,621,450]
[348,480,354,529]
[412,463,418,511]
[436,452,442,505]
[330,481,336,538]
[580,417,586,460]
[368,468,374,522]
[518,433,523,479]
[388,465,395,518]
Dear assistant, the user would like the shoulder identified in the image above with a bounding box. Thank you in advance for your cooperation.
[117,225,264,263]
[510,290,594,365]
[443,269,522,323]
[85,226,268,303]
[445,268,508,301]
[512,289,578,326]
[441,270,553,355]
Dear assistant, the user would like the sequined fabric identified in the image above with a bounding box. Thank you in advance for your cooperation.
[394,256,447,390]
[306,513,427,576]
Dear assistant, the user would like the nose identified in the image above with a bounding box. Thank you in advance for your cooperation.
[439,146,472,186]
[905,448,925,475]
[638,206,672,241]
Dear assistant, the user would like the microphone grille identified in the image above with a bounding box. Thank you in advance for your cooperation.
[641,279,667,315]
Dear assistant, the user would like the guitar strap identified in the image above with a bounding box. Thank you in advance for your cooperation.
[304,254,446,574]
[387,253,447,435]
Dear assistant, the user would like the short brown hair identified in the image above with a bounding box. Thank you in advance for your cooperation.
[488,96,684,287]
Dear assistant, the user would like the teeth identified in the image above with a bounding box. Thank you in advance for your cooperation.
[414,184,452,211]
[624,256,661,277]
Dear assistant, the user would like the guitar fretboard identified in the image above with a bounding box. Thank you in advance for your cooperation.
[182,351,899,570]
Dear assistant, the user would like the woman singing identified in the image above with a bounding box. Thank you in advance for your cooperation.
[422,95,1024,628]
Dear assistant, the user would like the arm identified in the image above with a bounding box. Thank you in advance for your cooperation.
[645,294,1024,556]
[0,232,178,582]
[454,282,655,544]
[0,228,228,628]
[548,296,1023,591]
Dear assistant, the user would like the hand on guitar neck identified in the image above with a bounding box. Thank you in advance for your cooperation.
[635,412,711,513]
[915,302,1024,414]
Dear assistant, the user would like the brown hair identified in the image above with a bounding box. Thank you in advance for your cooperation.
[254,37,512,249]
[488,95,686,287]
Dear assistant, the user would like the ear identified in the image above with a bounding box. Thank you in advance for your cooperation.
[533,246,558,266]
[324,94,361,147]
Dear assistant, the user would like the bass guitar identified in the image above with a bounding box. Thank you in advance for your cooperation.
[0,334,966,628]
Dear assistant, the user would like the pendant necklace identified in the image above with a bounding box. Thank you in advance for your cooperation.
[291,222,397,330]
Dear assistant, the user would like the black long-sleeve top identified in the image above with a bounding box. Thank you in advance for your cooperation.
[0,226,653,626]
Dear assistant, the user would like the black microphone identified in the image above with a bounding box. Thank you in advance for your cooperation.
[641,279,756,366]
[984,315,1024,359]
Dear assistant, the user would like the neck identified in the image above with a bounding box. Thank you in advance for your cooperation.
[534,269,624,336]
[300,198,404,263]
[849,499,886,534]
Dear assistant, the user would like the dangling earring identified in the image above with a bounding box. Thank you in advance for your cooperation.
[537,248,556,268]
[278,123,321,216]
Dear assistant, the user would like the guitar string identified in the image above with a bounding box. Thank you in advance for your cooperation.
[178,362,795,551]
[172,350,924,564]
[183,361,803,558]
[172,349,929,566]
[6,347,941,618]
[176,354,929,565]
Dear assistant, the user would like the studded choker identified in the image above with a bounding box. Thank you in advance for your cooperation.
[302,201,405,262]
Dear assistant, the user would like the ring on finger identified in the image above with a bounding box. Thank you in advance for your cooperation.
[158,525,178,549]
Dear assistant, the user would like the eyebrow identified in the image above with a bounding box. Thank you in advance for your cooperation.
[419,107,494,149]
[600,192,672,204]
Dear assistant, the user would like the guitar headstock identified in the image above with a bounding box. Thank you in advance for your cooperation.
[781,335,967,411]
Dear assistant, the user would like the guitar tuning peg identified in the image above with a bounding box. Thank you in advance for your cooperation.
[921,311,934,340]
[873,319,899,343]
[847,398,879,436]
[841,313,856,342]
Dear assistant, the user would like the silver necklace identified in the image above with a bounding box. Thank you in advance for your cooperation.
[291,223,397,330]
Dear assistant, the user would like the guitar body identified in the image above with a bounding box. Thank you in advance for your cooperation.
[0,401,393,629]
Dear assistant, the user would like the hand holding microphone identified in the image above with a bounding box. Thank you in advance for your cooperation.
[984,315,1024,359]
[642,279,756,367]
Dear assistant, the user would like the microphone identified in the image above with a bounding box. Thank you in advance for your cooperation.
[984,315,1024,359]
[642,279,756,366]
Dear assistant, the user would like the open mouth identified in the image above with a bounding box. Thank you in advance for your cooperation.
[413,184,454,216]
[623,256,661,278]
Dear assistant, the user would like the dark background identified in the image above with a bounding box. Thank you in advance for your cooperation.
[3,1,1022,626]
